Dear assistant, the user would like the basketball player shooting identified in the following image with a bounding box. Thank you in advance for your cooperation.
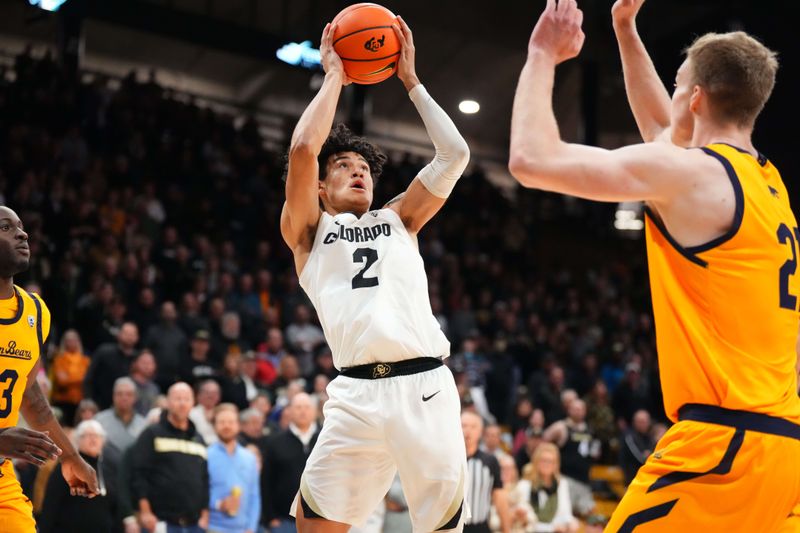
[509,0,800,530]
[281,17,470,533]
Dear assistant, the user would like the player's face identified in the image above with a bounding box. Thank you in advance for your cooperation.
[320,151,374,216]
[0,207,30,279]
[670,60,696,143]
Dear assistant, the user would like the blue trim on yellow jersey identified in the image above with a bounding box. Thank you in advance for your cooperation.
[30,293,43,354]
[644,206,708,268]
[686,147,745,255]
[0,288,24,325]
[717,142,768,168]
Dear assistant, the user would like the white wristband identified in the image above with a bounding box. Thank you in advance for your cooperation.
[408,84,470,198]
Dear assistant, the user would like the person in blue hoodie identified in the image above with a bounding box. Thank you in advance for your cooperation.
[207,403,260,533]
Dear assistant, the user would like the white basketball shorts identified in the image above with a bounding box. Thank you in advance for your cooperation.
[292,361,467,532]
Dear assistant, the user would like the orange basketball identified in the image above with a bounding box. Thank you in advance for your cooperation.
[332,3,400,85]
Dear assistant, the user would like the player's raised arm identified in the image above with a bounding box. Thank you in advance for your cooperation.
[281,23,350,252]
[387,16,470,234]
[612,0,684,145]
[508,0,693,203]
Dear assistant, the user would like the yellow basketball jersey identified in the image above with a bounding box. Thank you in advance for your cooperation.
[0,286,50,428]
[645,143,800,424]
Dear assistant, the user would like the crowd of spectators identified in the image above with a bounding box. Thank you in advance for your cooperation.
[2,48,668,531]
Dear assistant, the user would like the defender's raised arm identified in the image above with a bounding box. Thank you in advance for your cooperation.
[612,0,681,144]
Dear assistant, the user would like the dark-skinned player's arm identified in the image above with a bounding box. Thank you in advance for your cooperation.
[281,22,350,267]
[508,0,695,203]
[612,0,688,146]
[21,360,99,497]
[386,16,470,234]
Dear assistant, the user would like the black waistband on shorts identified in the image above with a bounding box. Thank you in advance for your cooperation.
[339,356,443,379]
[678,403,800,440]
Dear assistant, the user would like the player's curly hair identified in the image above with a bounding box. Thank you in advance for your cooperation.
[317,123,387,180]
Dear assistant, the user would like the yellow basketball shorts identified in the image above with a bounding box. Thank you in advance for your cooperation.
[0,459,35,533]
[606,404,800,532]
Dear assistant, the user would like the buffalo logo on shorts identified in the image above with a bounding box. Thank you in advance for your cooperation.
[373,363,392,378]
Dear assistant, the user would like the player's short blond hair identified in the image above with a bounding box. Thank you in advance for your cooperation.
[685,31,778,127]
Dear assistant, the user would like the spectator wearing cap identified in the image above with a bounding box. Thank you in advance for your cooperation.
[130,349,161,415]
[94,377,148,457]
[181,329,219,385]
[84,322,140,410]
[145,301,189,389]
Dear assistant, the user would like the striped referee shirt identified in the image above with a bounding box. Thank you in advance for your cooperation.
[465,450,502,525]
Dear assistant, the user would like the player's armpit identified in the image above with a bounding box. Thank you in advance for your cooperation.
[388,178,445,234]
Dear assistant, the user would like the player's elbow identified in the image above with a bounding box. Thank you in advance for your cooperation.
[288,140,317,165]
[452,138,470,170]
[508,153,549,189]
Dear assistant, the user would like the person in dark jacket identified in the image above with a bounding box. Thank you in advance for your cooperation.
[619,409,656,485]
[83,322,140,410]
[144,301,189,390]
[131,382,209,532]
[261,392,320,533]
[38,420,120,533]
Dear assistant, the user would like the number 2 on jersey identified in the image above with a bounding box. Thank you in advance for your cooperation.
[352,248,379,289]
[0,369,19,419]
[777,223,800,310]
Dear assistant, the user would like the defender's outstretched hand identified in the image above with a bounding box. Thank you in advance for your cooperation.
[320,22,351,85]
[612,0,646,29]
[392,16,421,91]
[529,0,585,65]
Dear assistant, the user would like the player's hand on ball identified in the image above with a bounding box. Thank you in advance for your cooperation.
[0,427,61,466]
[62,454,100,498]
[612,0,645,28]
[529,0,585,65]
[320,22,351,85]
[391,16,420,91]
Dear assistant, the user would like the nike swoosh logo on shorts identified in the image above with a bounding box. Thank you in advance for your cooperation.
[422,391,441,402]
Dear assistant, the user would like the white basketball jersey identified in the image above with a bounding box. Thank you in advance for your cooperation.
[299,208,450,369]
